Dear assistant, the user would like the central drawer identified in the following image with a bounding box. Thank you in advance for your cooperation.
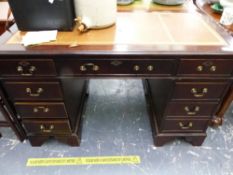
[4,82,63,101]
[15,102,68,119]
[22,120,72,135]
[57,59,176,76]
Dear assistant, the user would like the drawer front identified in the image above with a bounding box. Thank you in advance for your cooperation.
[22,120,72,135]
[0,59,56,77]
[165,102,218,118]
[57,59,175,76]
[160,119,209,133]
[15,102,68,119]
[4,82,63,101]
[172,82,228,100]
[178,59,233,76]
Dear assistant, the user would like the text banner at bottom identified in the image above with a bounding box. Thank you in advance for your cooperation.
[27,155,141,167]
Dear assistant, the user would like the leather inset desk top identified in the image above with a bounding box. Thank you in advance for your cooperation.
[7,12,227,46]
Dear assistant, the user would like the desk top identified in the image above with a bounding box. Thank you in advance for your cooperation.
[7,12,227,46]
[0,1,233,55]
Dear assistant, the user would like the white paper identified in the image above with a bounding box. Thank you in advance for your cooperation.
[220,7,233,25]
[48,0,55,4]
[22,30,57,46]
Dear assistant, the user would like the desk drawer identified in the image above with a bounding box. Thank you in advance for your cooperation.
[4,82,63,101]
[178,59,233,76]
[172,82,228,100]
[160,119,209,133]
[57,59,175,76]
[165,102,218,118]
[23,120,72,135]
[15,102,68,119]
[0,59,56,77]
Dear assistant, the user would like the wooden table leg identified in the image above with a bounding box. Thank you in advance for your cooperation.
[212,87,233,126]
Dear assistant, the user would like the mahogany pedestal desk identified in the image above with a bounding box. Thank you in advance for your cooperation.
[0,6,232,146]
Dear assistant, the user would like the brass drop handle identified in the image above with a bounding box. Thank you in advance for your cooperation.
[17,65,36,76]
[184,106,200,115]
[134,65,140,71]
[191,88,208,98]
[26,88,43,97]
[33,106,49,113]
[147,65,154,71]
[40,124,54,133]
[80,63,99,72]
[179,122,193,130]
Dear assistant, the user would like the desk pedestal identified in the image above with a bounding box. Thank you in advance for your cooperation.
[144,79,224,146]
